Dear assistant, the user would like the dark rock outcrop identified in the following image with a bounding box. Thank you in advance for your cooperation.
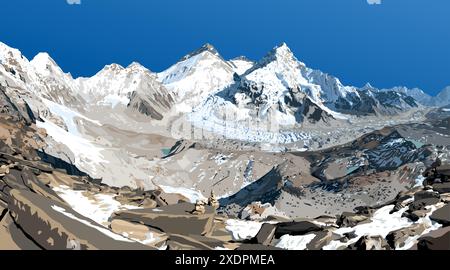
[110,219,167,246]
[402,209,430,222]
[408,199,441,211]
[252,223,277,246]
[432,182,450,194]
[430,204,450,226]
[337,212,369,227]
[306,230,336,250]
[0,85,36,124]
[167,234,214,250]
[127,83,174,121]
[274,221,322,238]
[347,235,391,250]
[111,202,215,236]
[416,227,450,250]
[414,190,440,201]
[386,223,427,249]
[9,189,154,250]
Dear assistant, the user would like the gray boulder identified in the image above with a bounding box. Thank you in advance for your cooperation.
[417,227,450,250]
[386,223,427,249]
[252,223,277,245]
[337,212,369,227]
[347,235,391,250]
[402,208,431,222]
[409,191,441,211]
[306,230,336,250]
[414,190,440,201]
[274,221,322,238]
[432,182,450,194]
[9,189,154,250]
[111,202,215,236]
[430,204,450,226]
[166,234,213,250]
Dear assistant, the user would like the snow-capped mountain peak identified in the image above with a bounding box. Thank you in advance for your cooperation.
[0,42,25,64]
[255,42,303,70]
[231,56,253,62]
[0,41,39,83]
[437,86,450,99]
[96,63,125,76]
[31,52,70,79]
[361,83,375,91]
[381,86,433,106]
[272,42,293,57]
[436,86,450,107]
[157,43,236,110]
[0,43,79,106]
[235,42,319,106]
[126,61,150,72]
[228,56,254,76]
[179,43,221,62]
[71,59,175,117]
[28,52,90,107]
[31,52,56,68]
[1,43,175,120]
[76,62,149,103]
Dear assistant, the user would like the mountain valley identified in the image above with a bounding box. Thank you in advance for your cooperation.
[1,41,449,250]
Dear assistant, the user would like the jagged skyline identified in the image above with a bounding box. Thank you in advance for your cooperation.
[1,0,449,95]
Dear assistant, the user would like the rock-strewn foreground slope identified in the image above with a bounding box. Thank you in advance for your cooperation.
[1,112,449,250]
[0,115,232,250]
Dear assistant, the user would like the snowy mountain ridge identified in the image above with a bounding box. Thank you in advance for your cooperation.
[1,40,449,149]
[157,43,236,111]
[75,61,174,116]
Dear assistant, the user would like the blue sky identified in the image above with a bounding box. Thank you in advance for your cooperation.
[1,0,449,95]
